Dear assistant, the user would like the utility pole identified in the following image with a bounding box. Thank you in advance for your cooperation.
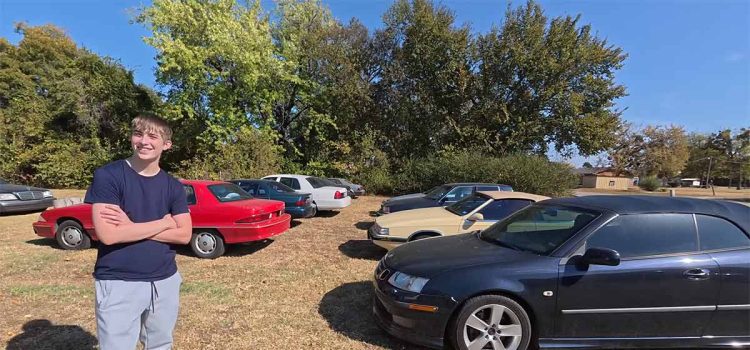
[705,157,712,189]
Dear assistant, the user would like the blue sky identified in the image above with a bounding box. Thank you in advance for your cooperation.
[2,0,748,154]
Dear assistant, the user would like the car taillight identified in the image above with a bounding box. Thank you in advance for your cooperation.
[334,191,344,199]
[295,199,306,206]
[236,213,273,223]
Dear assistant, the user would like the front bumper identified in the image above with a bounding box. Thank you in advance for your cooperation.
[368,224,406,251]
[32,220,55,238]
[219,213,292,244]
[0,198,54,214]
[285,204,316,218]
[371,265,456,349]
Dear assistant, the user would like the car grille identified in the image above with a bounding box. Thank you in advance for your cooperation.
[13,191,44,201]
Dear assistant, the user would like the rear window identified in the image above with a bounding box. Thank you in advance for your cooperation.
[697,215,750,251]
[307,177,333,188]
[268,181,296,193]
[207,184,253,202]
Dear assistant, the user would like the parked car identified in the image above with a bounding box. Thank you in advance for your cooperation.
[262,174,351,211]
[369,191,548,250]
[327,178,365,197]
[379,183,513,215]
[0,179,55,214]
[230,179,316,218]
[373,195,750,349]
[32,180,291,259]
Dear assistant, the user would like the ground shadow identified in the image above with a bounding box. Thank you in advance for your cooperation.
[290,219,302,228]
[315,211,340,218]
[339,239,387,261]
[25,238,62,249]
[369,210,380,217]
[6,319,97,350]
[354,221,374,231]
[0,208,46,217]
[176,239,274,258]
[318,281,428,350]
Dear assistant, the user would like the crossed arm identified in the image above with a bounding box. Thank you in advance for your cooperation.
[92,203,192,245]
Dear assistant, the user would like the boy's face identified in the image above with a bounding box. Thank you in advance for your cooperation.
[131,128,172,162]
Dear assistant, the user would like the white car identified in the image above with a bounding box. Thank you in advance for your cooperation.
[262,174,352,211]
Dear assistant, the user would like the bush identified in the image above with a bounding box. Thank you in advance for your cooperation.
[639,176,661,191]
[385,151,576,197]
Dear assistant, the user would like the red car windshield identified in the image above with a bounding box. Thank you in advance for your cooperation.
[208,184,253,202]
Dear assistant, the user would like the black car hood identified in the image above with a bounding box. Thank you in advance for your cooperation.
[385,196,440,212]
[384,233,536,278]
[0,184,48,193]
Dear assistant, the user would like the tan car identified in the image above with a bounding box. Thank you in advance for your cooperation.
[368,191,550,250]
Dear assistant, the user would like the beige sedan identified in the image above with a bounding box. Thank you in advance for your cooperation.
[368,191,549,250]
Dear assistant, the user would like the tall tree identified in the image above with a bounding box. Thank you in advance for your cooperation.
[470,1,627,156]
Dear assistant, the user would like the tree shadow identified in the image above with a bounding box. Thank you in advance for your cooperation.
[6,319,97,350]
[315,211,340,218]
[354,221,374,231]
[318,281,428,350]
[339,240,387,261]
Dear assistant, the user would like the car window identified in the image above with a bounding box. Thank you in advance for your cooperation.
[307,177,331,188]
[697,215,750,251]
[478,199,534,221]
[444,186,473,202]
[183,185,197,205]
[268,181,296,193]
[238,182,260,195]
[586,214,698,258]
[207,184,253,202]
[499,185,514,192]
[480,205,599,255]
[446,194,488,216]
[424,185,451,199]
[328,178,342,185]
[476,186,499,191]
[280,177,301,190]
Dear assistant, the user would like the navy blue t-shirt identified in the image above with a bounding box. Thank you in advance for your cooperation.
[84,160,189,281]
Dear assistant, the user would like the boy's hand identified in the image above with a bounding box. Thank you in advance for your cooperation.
[163,214,178,230]
[100,205,133,226]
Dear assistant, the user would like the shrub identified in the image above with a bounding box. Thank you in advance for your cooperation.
[639,176,661,191]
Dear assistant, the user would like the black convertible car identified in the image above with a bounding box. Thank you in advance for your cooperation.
[0,179,55,214]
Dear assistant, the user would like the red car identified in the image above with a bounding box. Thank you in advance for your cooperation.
[32,180,291,258]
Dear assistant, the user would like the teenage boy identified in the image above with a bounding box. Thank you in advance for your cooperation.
[84,113,192,350]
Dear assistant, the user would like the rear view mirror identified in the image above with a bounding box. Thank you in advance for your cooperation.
[467,213,484,222]
[582,248,620,266]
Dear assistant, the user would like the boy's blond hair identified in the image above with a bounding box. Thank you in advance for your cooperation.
[131,113,173,141]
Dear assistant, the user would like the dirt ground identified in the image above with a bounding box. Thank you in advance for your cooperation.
[0,192,427,350]
[576,186,750,200]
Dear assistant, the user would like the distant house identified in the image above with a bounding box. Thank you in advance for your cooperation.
[575,167,633,191]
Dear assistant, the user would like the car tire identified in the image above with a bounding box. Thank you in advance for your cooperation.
[190,230,226,259]
[309,204,318,218]
[451,295,532,350]
[55,220,91,250]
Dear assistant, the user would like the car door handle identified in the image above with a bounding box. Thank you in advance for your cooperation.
[684,268,711,280]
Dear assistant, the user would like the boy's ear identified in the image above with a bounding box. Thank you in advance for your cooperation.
[163,139,173,151]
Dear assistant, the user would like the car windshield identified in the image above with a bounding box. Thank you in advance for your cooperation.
[445,193,489,216]
[425,185,451,200]
[268,181,296,193]
[307,177,334,188]
[479,205,600,255]
[208,184,253,202]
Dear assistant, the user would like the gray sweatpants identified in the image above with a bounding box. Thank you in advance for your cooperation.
[95,272,182,350]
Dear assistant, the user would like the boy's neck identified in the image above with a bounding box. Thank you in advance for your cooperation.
[126,155,161,176]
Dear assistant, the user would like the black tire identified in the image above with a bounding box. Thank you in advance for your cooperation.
[309,204,318,218]
[190,230,226,259]
[55,220,91,250]
[451,295,532,350]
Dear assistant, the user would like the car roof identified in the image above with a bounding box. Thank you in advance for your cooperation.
[263,174,311,179]
[478,191,550,202]
[180,179,228,186]
[543,195,750,232]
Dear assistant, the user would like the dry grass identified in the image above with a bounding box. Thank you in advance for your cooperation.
[577,187,750,199]
[0,193,427,350]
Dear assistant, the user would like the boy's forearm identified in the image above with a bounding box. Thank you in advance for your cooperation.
[150,227,191,245]
[98,219,170,244]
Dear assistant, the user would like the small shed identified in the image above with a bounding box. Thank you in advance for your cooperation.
[576,168,633,191]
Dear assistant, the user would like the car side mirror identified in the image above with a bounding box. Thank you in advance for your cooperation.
[467,213,484,222]
[582,248,620,266]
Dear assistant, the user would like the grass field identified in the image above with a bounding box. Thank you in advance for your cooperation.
[0,192,425,350]
[576,186,750,200]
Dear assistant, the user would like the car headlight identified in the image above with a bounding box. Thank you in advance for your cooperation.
[388,271,429,293]
[0,193,17,200]
[42,190,53,198]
